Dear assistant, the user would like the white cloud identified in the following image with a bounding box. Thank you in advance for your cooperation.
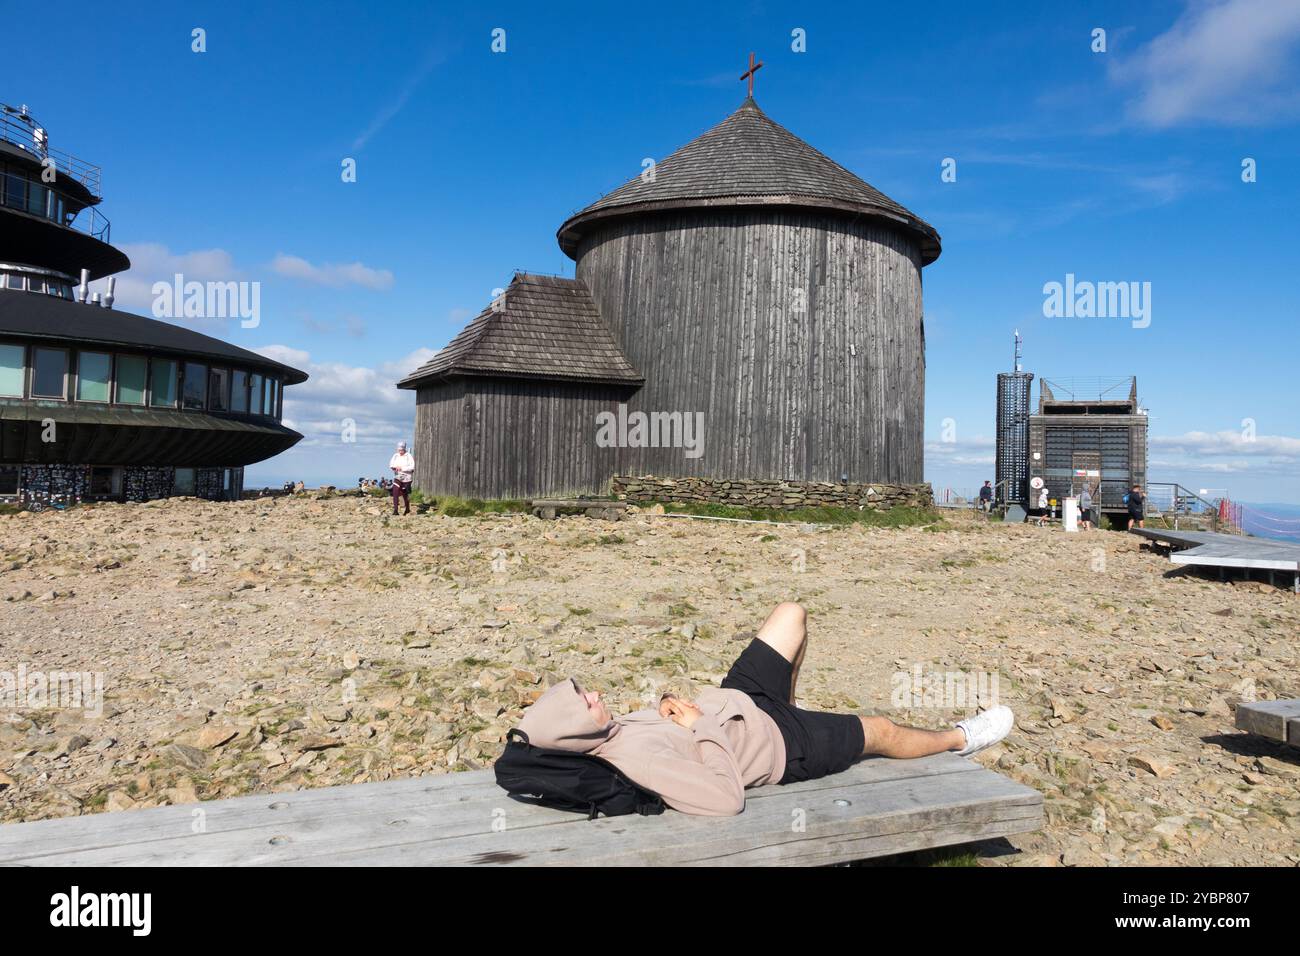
[1148,430,1300,484]
[1151,430,1300,459]
[255,345,435,452]
[270,254,394,291]
[1110,0,1300,127]
[300,312,368,337]
[925,436,995,468]
[351,47,446,152]
[89,243,243,327]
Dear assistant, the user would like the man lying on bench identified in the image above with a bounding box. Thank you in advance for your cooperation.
[515,602,1014,815]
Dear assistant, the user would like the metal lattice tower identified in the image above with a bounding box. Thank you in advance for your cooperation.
[995,331,1033,504]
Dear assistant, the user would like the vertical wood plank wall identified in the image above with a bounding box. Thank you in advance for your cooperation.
[575,209,925,484]
[413,377,629,499]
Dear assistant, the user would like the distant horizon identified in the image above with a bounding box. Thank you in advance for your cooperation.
[244,463,1300,513]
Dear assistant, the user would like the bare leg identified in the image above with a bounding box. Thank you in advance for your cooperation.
[860,716,965,758]
[755,602,806,704]
[788,634,807,705]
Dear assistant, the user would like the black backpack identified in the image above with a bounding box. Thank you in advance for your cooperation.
[494,729,666,819]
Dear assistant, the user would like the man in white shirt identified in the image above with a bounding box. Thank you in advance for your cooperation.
[388,441,415,515]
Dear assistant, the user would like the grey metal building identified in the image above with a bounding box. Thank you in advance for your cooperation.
[1028,377,1148,515]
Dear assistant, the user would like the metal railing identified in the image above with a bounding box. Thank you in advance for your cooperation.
[0,107,102,198]
[67,204,111,243]
[0,178,111,243]
[1145,482,1232,532]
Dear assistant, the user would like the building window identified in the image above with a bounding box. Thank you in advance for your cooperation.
[174,468,196,496]
[0,343,23,397]
[31,347,68,398]
[26,181,47,217]
[150,358,177,407]
[89,466,122,498]
[262,376,274,416]
[76,351,111,402]
[249,373,263,415]
[208,367,229,412]
[115,355,147,405]
[230,369,248,413]
[3,169,24,209]
[182,362,207,410]
[0,465,18,496]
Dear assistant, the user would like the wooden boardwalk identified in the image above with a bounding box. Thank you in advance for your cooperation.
[0,752,1042,867]
[1236,699,1300,748]
[1133,528,1300,592]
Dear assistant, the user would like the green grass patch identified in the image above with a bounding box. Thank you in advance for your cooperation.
[426,495,530,517]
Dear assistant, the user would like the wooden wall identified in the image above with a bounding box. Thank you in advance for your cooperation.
[575,208,926,484]
[412,377,630,499]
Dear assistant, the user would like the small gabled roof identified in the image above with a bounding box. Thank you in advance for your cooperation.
[557,97,941,264]
[396,273,642,389]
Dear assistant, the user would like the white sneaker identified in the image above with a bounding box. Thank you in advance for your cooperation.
[955,706,1014,756]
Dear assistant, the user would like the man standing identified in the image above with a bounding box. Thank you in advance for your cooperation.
[1078,484,1093,530]
[977,480,994,513]
[1126,483,1144,531]
[388,441,415,516]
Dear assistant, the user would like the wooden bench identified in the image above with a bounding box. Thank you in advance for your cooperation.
[1236,699,1300,748]
[530,498,626,521]
[0,752,1041,866]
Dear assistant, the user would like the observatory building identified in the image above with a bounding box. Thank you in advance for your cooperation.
[400,92,940,505]
[0,104,306,505]
[1028,377,1148,517]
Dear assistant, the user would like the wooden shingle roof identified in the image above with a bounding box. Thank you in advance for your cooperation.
[557,97,941,264]
[395,273,642,389]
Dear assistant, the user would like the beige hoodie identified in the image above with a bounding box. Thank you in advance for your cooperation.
[515,678,786,815]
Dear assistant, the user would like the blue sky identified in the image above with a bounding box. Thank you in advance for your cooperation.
[10,0,1300,503]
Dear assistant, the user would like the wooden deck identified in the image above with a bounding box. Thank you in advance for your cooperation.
[0,752,1042,867]
[1236,699,1300,748]
[1133,528,1300,591]
[529,498,626,521]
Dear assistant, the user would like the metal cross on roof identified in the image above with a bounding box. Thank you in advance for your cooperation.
[740,51,763,98]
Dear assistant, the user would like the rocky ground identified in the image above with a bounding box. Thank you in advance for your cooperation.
[0,495,1297,865]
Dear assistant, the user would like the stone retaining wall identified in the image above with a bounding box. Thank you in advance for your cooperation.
[14,464,243,504]
[610,475,933,510]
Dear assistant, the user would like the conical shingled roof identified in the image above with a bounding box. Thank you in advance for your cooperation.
[557,97,941,264]
[396,273,642,388]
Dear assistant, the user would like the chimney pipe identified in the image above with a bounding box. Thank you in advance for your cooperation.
[76,269,89,304]
[91,292,101,306]
[104,276,115,309]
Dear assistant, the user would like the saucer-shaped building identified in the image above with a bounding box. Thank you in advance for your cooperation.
[401,96,939,500]
[0,105,306,504]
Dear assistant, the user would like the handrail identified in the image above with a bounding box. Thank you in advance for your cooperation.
[1146,482,1234,532]
[0,109,102,198]
[0,184,111,243]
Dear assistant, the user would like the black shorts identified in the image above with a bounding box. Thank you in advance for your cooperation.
[720,639,865,784]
